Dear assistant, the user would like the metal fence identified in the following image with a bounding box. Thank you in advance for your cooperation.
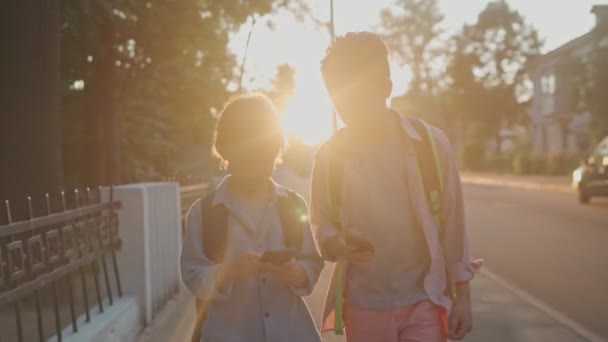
[0,187,122,342]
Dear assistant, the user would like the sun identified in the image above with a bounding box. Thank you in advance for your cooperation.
[280,67,336,146]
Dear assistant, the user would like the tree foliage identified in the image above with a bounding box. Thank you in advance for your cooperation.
[379,0,443,94]
[444,0,542,152]
[266,64,296,113]
[378,0,446,130]
[61,0,305,186]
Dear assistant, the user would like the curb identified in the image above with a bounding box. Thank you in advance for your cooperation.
[481,269,606,342]
[461,177,574,194]
[136,288,195,342]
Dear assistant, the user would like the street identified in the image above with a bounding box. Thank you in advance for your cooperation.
[465,183,608,339]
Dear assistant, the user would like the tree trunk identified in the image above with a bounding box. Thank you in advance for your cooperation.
[94,9,122,186]
[0,1,62,221]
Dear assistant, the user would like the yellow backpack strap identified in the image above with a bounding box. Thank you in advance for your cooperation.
[407,117,443,233]
[324,130,348,335]
[420,119,444,231]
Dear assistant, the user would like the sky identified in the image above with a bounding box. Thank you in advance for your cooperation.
[228,0,608,144]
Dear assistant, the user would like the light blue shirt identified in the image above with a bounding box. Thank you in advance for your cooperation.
[180,177,323,342]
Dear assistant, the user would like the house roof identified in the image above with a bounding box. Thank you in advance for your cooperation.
[528,31,595,71]
[529,5,608,71]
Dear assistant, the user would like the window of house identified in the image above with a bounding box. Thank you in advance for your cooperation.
[541,76,548,94]
[540,73,556,95]
[547,74,556,94]
[539,71,556,115]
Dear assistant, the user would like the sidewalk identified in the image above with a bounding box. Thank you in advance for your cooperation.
[460,172,573,193]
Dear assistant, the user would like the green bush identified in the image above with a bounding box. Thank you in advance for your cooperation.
[462,144,485,171]
[529,154,546,174]
[544,152,582,175]
[512,152,531,175]
[511,142,533,175]
[484,152,513,173]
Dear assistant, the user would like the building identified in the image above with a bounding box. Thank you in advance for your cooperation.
[529,5,608,155]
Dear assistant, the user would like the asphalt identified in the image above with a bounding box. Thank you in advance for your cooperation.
[465,182,608,340]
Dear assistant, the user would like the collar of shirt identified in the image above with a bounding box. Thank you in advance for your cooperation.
[211,175,288,211]
[396,112,423,142]
[337,111,422,154]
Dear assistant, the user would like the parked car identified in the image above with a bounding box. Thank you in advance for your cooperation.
[573,136,608,203]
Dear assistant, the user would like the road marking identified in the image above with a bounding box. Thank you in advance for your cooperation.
[481,268,606,342]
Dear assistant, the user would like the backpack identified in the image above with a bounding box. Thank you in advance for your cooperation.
[325,114,446,335]
[190,188,307,342]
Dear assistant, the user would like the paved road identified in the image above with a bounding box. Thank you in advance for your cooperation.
[465,183,608,339]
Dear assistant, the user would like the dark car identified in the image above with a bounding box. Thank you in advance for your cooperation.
[573,136,608,203]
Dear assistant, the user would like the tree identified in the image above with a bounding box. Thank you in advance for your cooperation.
[237,0,311,92]
[266,64,296,113]
[378,0,446,128]
[61,0,306,185]
[1,1,62,220]
[447,1,542,154]
[379,0,444,94]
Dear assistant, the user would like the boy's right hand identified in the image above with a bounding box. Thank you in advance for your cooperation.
[216,252,260,289]
[324,230,374,264]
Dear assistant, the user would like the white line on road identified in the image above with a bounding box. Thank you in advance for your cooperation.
[481,269,607,342]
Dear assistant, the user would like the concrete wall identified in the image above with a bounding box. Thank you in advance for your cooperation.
[107,182,182,326]
[50,182,184,342]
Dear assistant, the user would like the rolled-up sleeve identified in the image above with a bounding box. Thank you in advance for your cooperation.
[180,200,232,301]
[435,129,482,283]
[310,145,341,262]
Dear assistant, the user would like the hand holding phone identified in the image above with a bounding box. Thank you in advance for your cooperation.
[343,233,375,254]
[259,248,298,266]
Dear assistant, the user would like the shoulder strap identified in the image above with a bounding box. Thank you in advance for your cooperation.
[326,128,349,230]
[276,189,306,250]
[406,116,444,231]
[407,117,443,196]
[200,191,229,264]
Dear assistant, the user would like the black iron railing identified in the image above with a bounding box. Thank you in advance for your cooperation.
[0,187,122,342]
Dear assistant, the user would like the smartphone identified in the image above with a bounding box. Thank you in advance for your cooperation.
[259,248,298,265]
[344,234,375,253]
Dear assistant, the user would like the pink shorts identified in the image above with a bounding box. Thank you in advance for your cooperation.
[344,300,447,342]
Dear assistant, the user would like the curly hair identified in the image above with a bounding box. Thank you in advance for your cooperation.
[212,93,286,168]
[320,32,391,94]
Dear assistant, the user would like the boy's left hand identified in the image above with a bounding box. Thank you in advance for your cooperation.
[447,296,473,340]
[260,261,308,288]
